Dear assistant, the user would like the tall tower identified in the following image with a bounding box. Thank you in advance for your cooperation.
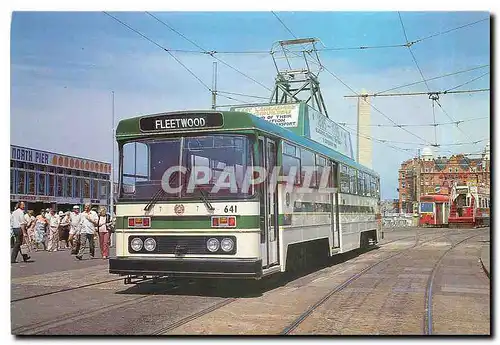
[357,91,372,168]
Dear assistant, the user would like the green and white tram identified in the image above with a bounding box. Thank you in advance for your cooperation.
[109,103,381,280]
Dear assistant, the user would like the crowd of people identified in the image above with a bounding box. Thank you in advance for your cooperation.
[10,201,115,263]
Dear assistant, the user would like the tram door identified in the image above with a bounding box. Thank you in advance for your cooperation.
[258,137,279,268]
[331,161,340,248]
[435,203,443,225]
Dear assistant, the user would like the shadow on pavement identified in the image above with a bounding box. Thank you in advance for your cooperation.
[114,246,379,299]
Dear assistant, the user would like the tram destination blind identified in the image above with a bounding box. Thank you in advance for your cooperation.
[140,113,224,132]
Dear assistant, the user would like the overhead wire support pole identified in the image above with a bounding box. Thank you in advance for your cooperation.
[429,93,439,147]
[212,62,217,110]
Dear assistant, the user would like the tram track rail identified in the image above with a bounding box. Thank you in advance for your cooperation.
[423,231,487,335]
[279,229,464,335]
[148,229,455,335]
[11,277,125,303]
[11,276,182,335]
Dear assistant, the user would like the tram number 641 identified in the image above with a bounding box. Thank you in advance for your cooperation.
[224,205,238,213]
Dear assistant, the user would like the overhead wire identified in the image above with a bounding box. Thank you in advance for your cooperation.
[444,72,490,93]
[216,90,270,100]
[145,11,272,93]
[410,17,489,45]
[372,64,490,95]
[269,12,441,151]
[103,11,212,92]
[339,116,488,128]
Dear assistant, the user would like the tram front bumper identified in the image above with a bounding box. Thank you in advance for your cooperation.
[109,257,263,279]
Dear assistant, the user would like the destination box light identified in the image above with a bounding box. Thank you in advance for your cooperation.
[140,112,224,132]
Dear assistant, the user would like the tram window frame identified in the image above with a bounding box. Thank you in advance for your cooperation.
[349,167,357,194]
[340,164,350,193]
[300,149,316,188]
[370,175,376,196]
[364,173,370,196]
[315,155,327,188]
[330,161,338,188]
[281,142,301,186]
[358,172,364,195]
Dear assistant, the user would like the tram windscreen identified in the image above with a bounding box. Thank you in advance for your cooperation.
[420,202,434,213]
[119,134,254,201]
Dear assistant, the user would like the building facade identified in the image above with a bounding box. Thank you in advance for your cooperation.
[398,145,490,213]
[10,145,112,213]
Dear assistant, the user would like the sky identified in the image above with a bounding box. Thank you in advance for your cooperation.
[10,11,490,199]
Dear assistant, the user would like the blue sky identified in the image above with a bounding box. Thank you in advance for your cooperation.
[10,11,490,199]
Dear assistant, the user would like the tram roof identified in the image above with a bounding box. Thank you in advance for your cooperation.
[116,110,378,176]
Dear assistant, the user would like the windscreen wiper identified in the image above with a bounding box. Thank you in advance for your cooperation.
[196,187,215,211]
[144,171,179,211]
[185,165,215,211]
[144,188,165,212]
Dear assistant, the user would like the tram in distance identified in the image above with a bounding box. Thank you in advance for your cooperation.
[109,108,381,281]
[419,185,490,228]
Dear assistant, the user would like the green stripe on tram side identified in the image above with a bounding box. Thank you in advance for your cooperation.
[115,215,260,230]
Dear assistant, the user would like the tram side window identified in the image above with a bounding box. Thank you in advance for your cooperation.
[364,173,370,196]
[330,161,338,188]
[358,172,364,196]
[349,167,357,194]
[357,170,362,195]
[370,175,376,197]
[316,155,327,187]
[300,149,316,188]
[340,164,350,193]
[282,142,301,185]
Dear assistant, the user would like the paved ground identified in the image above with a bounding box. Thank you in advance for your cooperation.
[480,243,490,277]
[11,227,490,335]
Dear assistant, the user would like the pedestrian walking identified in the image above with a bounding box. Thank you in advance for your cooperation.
[46,209,60,252]
[58,211,71,249]
[25,210,36,251]
[96,207,112,259]
[34,212,48,251]
[11,202,30,263]
[69,205,81,254]
[76,203,98,260]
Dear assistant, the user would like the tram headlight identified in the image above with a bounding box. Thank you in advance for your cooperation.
[206,238,220,252]
[220,238,234,252]
[130,237,143,252]
[144,238,156,252]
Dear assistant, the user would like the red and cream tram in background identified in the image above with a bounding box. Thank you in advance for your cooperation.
[419,185,490,228]
[419,194,450,227]
[448,185,490,228]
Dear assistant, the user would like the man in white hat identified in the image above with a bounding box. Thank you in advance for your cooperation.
[46,209,60,252]
[69,205,82,254]
[58,211,71,249]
